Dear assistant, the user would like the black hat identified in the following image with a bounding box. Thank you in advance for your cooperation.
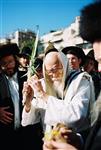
[86,50,95,60]
[19,46,32,57]
[86,50,98,70]
[62,46,86,66]
[79,1,101,43]
[0,43,20,59]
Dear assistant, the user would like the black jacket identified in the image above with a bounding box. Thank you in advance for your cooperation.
[84,92,101,150]
[0,71,27,132]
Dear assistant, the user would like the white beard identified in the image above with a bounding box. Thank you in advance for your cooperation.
[53,81,63,98]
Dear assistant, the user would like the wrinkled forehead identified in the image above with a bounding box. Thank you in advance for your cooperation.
[44,52,62,69]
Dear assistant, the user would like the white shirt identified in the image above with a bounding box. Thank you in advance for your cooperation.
[6,73,20,129]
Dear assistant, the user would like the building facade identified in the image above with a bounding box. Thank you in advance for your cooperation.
[40,16,92,54]
[0,16,92,55]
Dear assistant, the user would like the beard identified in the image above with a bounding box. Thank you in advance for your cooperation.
[53,80,63,99]
[2,65,18,77]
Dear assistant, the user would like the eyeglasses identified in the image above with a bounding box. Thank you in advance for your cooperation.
[46,67,63,75]
[0,60,15,68]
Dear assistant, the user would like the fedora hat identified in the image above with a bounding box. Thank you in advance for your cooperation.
[86,50,95,60]
[19,46,32,58]
[62,46,86,66]
[0,43,20,59]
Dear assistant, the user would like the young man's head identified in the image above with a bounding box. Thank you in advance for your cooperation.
[84,50,98,73]
[18,46,32,70]
[79,1,101,71]
[62,46,85,70]
[0,43,19,77]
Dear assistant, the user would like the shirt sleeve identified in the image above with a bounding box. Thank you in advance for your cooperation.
[21,97,47,127]
[21,103,41,126]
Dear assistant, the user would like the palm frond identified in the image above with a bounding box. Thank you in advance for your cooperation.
[27,26,39,79]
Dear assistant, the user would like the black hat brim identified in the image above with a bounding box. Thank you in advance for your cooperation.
[62,46,86,66]
[0,43,20,59]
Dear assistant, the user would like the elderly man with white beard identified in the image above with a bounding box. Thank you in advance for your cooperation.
[43,1,101,150]
[21,50,95,147]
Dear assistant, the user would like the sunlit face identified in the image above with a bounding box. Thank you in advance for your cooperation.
[0,55,16,77]
[45,61,63,82]
[93,40,101,71]
[44,52,63,82]
[19,56,29,68]
[66,54,81,70]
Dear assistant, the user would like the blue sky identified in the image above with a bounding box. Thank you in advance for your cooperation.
[0,0,94,38]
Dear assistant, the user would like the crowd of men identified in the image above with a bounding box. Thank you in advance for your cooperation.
[0,1,101,150]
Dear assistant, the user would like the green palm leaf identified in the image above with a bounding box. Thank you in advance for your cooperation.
[27,26,39,79]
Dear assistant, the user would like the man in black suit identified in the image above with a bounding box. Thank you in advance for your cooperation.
[0,43,27,149]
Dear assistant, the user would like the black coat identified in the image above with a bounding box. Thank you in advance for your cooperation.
[0,71,44,150]
[84,116,101,150]
[84,93,101,150]
[0,71,27,132]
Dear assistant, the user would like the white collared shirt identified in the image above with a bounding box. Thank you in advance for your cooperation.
[6,73,20,129]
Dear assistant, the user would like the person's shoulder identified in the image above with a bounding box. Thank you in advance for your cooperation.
[78,71,91,81]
